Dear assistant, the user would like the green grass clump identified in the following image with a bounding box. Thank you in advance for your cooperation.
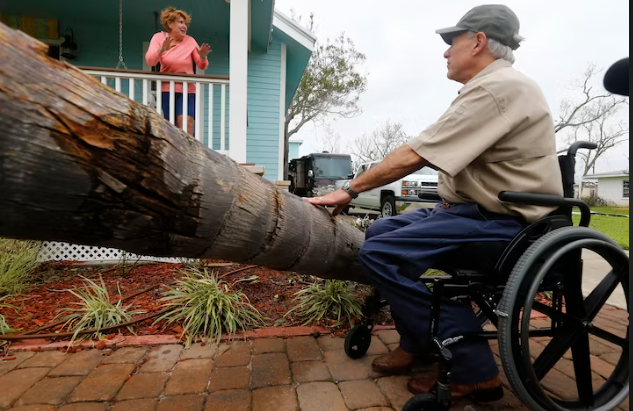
[57,276,145,345]
[0,239,40,296]
[0,296,18,334]
[287,280,363,327]
[156,268,263,348]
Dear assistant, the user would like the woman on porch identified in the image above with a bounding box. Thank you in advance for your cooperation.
[145,8,212,135]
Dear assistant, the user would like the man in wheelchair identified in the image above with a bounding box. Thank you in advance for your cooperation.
[309,5,630,408]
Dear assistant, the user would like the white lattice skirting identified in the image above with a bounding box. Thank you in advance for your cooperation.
[38,241,187,264]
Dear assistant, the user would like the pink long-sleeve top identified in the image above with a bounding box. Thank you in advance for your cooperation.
[145,32,209,94]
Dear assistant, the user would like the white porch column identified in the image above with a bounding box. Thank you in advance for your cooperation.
[229,0,249,163]
[278,43,287,181]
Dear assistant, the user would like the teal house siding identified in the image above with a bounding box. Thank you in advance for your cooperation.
[246,39,282,180]
[289,141,302,160]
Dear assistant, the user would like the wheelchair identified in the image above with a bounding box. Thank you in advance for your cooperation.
[344,141,629,411]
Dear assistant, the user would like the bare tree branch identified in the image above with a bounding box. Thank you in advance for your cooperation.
[314,123,343,154]
[556,64,629,196]
[349,121,409,164]
[566,114,629,179]
[555,64,628,134]
[286,113,320,140]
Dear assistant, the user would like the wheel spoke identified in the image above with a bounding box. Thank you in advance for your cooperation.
[571,332,594,406]
[551,290,564,331]
[589,325,629,348]
[562,251,587,319]
[584,270,622,321]
[533,328,581,381]
[532,301,581,326]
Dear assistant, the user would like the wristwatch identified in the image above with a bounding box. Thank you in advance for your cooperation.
[342,181,360,199]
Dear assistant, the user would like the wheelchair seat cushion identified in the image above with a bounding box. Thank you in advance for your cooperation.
[436,241,510,276]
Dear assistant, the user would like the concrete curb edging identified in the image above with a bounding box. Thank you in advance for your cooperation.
[6,325,397,354]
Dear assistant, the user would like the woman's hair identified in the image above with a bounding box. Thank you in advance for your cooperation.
[161,8,192,31]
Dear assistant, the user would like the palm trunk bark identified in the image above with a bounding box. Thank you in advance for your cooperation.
[0,24,367,283]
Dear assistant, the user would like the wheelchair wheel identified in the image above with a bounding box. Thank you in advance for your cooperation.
[402,394,441,411]
[498,227,629,411]
[345,323,373,359]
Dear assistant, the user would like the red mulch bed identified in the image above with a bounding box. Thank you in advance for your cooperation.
[0,261,391,342]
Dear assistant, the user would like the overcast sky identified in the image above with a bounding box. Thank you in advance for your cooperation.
[275,0,630,173]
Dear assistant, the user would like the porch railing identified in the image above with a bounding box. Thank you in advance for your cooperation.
[80,67,230,154]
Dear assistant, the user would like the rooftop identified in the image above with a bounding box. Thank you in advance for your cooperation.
[584,170,629,179]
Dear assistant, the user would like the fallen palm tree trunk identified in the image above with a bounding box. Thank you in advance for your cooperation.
[0,23,366,283]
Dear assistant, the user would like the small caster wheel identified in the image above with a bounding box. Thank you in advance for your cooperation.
[402,394,442,411]
[344,324,372,359]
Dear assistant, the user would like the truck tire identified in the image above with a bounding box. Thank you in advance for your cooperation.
[288,177,296,194]
[380,195,397,218]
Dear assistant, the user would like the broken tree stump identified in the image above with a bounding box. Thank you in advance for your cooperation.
[0,23,367,283]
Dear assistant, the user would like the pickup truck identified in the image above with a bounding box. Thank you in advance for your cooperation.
[336,161,439,217]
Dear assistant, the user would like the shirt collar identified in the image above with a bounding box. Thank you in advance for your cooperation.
[458,59,513,94]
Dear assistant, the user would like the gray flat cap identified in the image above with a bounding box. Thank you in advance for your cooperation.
[436,4,523,50]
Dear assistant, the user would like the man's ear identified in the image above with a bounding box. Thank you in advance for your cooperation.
[472,32,488,56]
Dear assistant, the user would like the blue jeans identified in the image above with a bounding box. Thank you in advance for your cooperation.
[161,92,196,120]
[358,203,525,384]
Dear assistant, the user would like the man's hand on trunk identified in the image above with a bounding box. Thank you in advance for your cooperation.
[306,190,353,216]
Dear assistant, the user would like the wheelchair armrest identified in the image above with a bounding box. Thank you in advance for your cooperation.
[418,192,443,202]
[498,191,591,227]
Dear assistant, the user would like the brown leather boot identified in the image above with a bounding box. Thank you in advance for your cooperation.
[408,375,504,402]
[372,347,417,375]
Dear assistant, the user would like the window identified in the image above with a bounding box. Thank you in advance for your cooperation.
[624,180,630,198]
[313,157,353,179]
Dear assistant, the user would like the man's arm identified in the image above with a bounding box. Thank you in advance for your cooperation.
[308,86,509,215]
[351,146,430,192]
[307,145,430,215]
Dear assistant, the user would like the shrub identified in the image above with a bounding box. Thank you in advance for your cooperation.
[0,296,18,334]
[56,276,145,345]
[156,268,263,348]
[582,195,611,208]
[0,239,40,296]
[286,280,363,327]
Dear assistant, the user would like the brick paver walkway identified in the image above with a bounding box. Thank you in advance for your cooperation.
[0,308,629,411]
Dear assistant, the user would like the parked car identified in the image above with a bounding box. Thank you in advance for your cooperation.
[336,161,439,217]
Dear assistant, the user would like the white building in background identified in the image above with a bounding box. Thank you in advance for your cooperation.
[583,170,630,206]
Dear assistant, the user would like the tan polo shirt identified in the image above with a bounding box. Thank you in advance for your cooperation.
[407,59,563,224]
